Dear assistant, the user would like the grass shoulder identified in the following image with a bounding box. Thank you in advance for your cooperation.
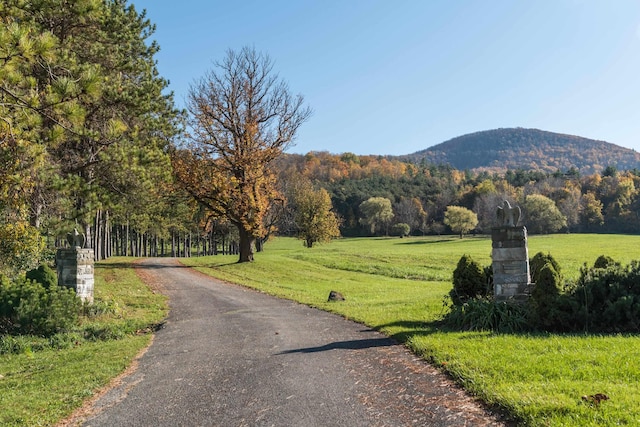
[0,257,168,426]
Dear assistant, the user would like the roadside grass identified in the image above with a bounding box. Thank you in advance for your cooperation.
[0,258,168,427]
[182,234,640,427]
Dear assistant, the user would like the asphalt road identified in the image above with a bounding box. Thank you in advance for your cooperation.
[81,258,507,427]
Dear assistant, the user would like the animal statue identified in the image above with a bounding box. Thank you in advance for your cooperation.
[496,200,521,227]
[66,228,86,248]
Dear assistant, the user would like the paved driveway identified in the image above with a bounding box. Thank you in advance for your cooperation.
[81,258,506,427]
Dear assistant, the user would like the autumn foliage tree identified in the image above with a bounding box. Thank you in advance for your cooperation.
[359,197,394,235]
[444,206,478,238]
[174,47,311,262]
[523,194,567,234]
[289,180,340,248]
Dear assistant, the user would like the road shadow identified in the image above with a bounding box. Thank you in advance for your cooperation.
[278,337,396,354]
[394,239,453,245]
[96,259,191,270]
[135,263,193,269]
[98,260,236,270]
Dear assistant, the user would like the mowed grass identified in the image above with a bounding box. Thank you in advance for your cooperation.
[0,258,168,427]
[182,234,640,427]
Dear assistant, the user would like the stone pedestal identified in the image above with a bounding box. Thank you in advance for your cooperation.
[491,226,531,301]
[56,248,94,303]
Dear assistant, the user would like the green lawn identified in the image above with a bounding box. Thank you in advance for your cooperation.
[182,234,640,427]
[0,258,168,426]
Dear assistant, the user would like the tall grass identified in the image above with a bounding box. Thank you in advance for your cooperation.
[182,234,640,427]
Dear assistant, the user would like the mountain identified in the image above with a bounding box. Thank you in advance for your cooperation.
[401,128,640,174]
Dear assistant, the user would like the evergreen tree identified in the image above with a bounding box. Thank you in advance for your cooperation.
[1,0,182,264]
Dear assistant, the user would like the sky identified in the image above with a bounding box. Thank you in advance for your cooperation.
[133,0,640,156]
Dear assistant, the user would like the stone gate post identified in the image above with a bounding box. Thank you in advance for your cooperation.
[491,201,532,301]
[55,229,94,303]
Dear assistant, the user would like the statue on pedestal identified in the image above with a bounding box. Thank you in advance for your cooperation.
[496,200,521,227]
[66,228,86,249]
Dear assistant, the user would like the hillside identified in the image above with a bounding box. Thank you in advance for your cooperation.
[401,128,640,174]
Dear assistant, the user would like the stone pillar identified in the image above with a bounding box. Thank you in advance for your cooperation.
[491,226,531,301]
[56,248,95,303]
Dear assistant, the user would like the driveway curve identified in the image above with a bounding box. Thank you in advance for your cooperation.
[82,257,507,427]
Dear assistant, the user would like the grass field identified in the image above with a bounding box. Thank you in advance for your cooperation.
[0,258,168,426]
[182,234,640,427]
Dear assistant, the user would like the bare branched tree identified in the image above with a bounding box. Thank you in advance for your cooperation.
[174,47,311,262]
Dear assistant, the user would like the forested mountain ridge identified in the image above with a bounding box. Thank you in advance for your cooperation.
[400,128,640,174]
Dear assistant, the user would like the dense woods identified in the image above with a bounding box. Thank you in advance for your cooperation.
[275,152,640,237]
[0,0,190,274]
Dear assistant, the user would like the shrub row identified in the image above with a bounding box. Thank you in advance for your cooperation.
[446,252,640,333]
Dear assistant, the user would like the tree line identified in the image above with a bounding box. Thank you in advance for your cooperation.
[275,153,640,237]
[1,0,217,275]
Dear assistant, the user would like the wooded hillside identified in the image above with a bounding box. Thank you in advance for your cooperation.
[400,128,640,174]
[276,151,640,237]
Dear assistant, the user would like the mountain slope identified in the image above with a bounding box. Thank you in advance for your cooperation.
[402,128,640,174]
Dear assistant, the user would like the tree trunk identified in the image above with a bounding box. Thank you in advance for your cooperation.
[237,227,255,262]
[143,233,148,257]
[103,211,110,259]
[125,221,130,256]
[30,193,43,229]
[85,222,92,249]
[94,210,102,260]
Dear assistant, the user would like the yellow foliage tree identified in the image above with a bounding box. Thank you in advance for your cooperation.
[289,180,340,248]
[444,205,478,238]
[0,221,44,277]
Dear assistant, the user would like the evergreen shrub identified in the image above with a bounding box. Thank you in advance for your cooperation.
[0,277,81,336]
[572,261,640,332]
[530,252,561,283]
[593,255,618,269]
[529,263,563,330]
[450,255,489,306]
[25,264,58,289]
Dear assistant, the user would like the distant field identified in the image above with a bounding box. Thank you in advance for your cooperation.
[182,234,640,427]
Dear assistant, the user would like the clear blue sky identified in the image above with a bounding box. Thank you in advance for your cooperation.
[133,0,640,156]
